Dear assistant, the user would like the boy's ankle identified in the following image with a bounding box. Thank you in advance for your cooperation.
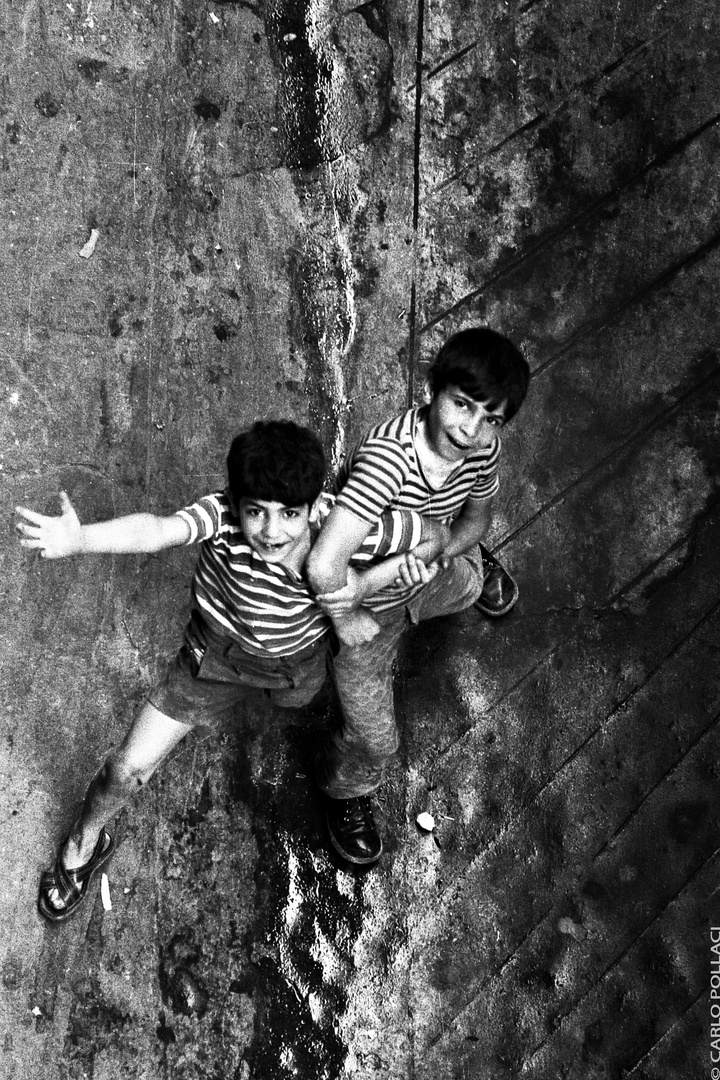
[63,832,96,870]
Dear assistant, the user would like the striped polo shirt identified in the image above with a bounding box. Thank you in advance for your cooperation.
[333,407,500,611]
[176,491,423,657]
[334,406,500,524]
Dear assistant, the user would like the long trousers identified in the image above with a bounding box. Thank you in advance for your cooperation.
[317,549,484,799]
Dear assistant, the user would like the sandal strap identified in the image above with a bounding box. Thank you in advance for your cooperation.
[71,829,113,887]
[41,830,113,912]
[53,852,84,907]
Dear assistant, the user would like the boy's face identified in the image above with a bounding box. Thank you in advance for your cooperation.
[238,497,312,571]
[426,383,506,460]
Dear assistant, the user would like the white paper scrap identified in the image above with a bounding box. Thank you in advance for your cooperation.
[78,228,100,259]
[100,872,112,911]
[416,812,435,832]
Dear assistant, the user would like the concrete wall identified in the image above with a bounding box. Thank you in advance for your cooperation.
[1,0,717,1077]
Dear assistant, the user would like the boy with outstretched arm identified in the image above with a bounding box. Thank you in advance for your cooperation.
[307,327,530,866]
[16,420,447,921]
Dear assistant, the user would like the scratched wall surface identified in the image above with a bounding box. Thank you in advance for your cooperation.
[1,0,718,1078]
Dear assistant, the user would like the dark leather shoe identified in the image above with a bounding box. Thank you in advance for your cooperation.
[325,795,383,865]
[475,543,519,617]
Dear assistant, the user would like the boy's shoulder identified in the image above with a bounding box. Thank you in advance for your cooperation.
[342,408,417,472]
[360,406,416,449]
[176,489,243,545]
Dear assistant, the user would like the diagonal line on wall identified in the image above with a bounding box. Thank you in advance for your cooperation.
[430,846,717,1060]
[593,706,720,859]
[531,229,720,379]
[421,596,720,941]
[622,989,706,1076]
[433,26,678,192]
[421,115,720,334]
[495,362,720,553]
[520,848,719,1068]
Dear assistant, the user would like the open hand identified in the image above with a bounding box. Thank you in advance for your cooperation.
[15,491,84,559]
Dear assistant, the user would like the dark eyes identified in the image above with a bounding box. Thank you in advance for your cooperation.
[246,507,298,520]
[452,399,503,426]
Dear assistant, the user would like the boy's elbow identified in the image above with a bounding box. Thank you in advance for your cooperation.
[306,548,343,594]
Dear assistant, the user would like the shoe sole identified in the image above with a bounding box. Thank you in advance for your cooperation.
[475,593,519,617]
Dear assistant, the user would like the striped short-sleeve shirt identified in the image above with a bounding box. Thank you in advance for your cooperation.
[332,407,500,611]
[176,491,423,657]
[333,406,500,525]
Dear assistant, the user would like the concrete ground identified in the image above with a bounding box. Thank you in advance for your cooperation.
[1,0,718,1077]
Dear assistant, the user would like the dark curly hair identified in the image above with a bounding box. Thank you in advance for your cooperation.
[227,420,327,508]
[427,327,530,422]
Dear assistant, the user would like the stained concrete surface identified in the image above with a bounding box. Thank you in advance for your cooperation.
[1,0,718,1077]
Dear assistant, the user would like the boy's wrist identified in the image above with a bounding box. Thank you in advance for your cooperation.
[348,568,369,603]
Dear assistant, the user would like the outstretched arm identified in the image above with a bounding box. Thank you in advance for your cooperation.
[15,491,190,559]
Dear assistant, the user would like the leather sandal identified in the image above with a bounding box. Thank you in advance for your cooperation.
[38,829,115,924]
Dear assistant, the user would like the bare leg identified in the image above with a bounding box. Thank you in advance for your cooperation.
[61,701,193,871]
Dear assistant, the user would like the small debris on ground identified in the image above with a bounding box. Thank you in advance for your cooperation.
[78,228,100,259]
[100,872,112,911]
[557,916,587,941]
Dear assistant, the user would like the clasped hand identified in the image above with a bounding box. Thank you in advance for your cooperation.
[15,492,83,559]
[315,567,367,617]
[316,552,444,618]
[393,550,444,589]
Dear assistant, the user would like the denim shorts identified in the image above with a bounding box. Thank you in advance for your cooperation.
[148,611,333,730]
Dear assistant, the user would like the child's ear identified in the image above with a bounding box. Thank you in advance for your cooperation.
[309,492,334,526]
[421,379,433,405]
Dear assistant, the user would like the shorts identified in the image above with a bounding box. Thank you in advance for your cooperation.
[148,610,333,730]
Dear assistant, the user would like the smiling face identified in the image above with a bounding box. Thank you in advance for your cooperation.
[424,383,506,461]
[238,497,312,572]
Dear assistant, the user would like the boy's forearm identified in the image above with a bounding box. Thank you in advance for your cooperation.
[81,514,186,554]
[418,517,452,562]
[335,520,450,603]
[444,501,492,558]
[353,552,409,597]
